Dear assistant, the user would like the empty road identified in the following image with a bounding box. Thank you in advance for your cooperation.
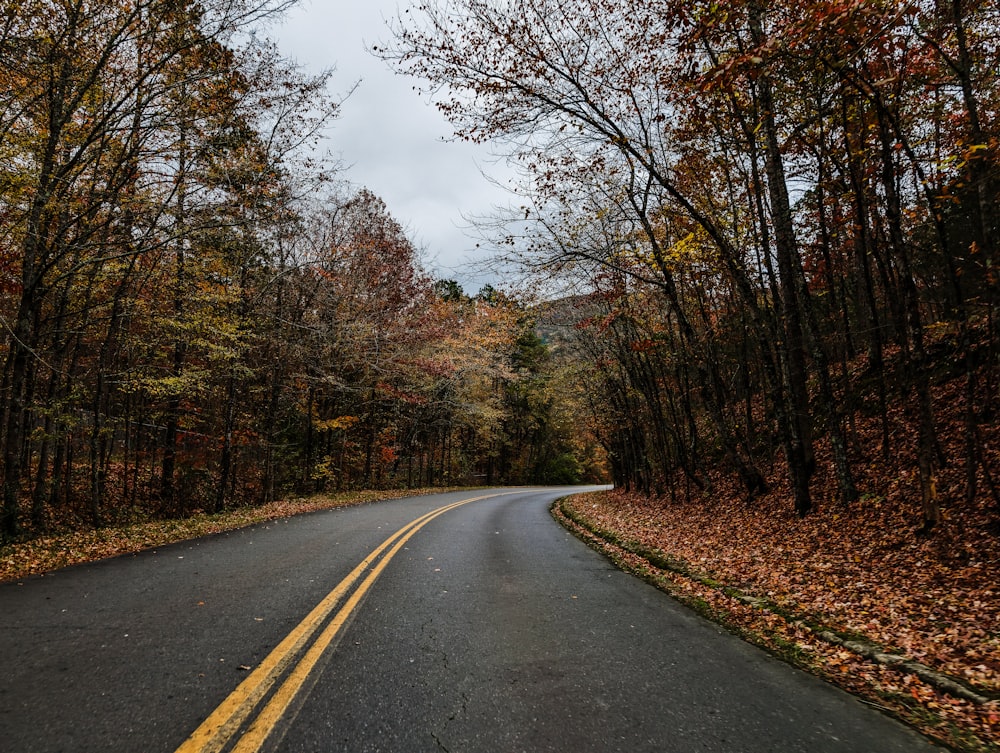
[0,487,942,752]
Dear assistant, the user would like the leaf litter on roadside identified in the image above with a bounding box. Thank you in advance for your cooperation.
[557,489,1000,753]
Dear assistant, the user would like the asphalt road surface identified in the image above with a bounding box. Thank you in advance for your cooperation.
[0,487,944,752]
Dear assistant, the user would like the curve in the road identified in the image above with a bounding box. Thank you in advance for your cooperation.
[175,491,526,753]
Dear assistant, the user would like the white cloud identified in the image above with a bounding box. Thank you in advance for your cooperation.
[271,0,516,294]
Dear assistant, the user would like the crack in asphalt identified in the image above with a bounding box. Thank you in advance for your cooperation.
[431,731,451,752]
[420,617,451,670]
[431,690,469,753]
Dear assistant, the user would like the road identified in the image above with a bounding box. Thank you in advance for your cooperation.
[0,487,942,752]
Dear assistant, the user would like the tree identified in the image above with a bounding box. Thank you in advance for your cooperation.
[0,0,331,538]
[386,0,999,528]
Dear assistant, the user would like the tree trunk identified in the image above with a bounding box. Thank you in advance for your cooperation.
[749,5,815,514]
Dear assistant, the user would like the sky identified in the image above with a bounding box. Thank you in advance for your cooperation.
[271,1,516,294]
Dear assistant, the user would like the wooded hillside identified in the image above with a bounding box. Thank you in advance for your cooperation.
[388,0,1000,532]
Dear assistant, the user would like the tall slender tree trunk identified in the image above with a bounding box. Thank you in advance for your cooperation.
[750,3,814,514]
[2,187,53,539]
[162,111,188,513]
[867,93,948,529]
[216,372,237,512]
[945,0,993,507]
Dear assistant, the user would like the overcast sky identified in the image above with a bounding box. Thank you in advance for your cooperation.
[271,1,515,294]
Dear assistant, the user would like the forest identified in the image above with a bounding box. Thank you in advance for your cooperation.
[0,0,603,543]
[386,0,1000,531]
[1,0,999,550]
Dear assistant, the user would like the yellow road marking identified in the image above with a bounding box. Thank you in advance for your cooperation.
[174,492,511,753]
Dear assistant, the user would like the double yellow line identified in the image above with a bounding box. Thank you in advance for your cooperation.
[175,492,505,753]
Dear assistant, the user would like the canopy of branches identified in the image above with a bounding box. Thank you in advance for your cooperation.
[386,0,1000,532]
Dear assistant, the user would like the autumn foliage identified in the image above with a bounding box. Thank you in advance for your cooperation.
[1,1,999,746]
[388,0,1000,527]
[0,1,604,543]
